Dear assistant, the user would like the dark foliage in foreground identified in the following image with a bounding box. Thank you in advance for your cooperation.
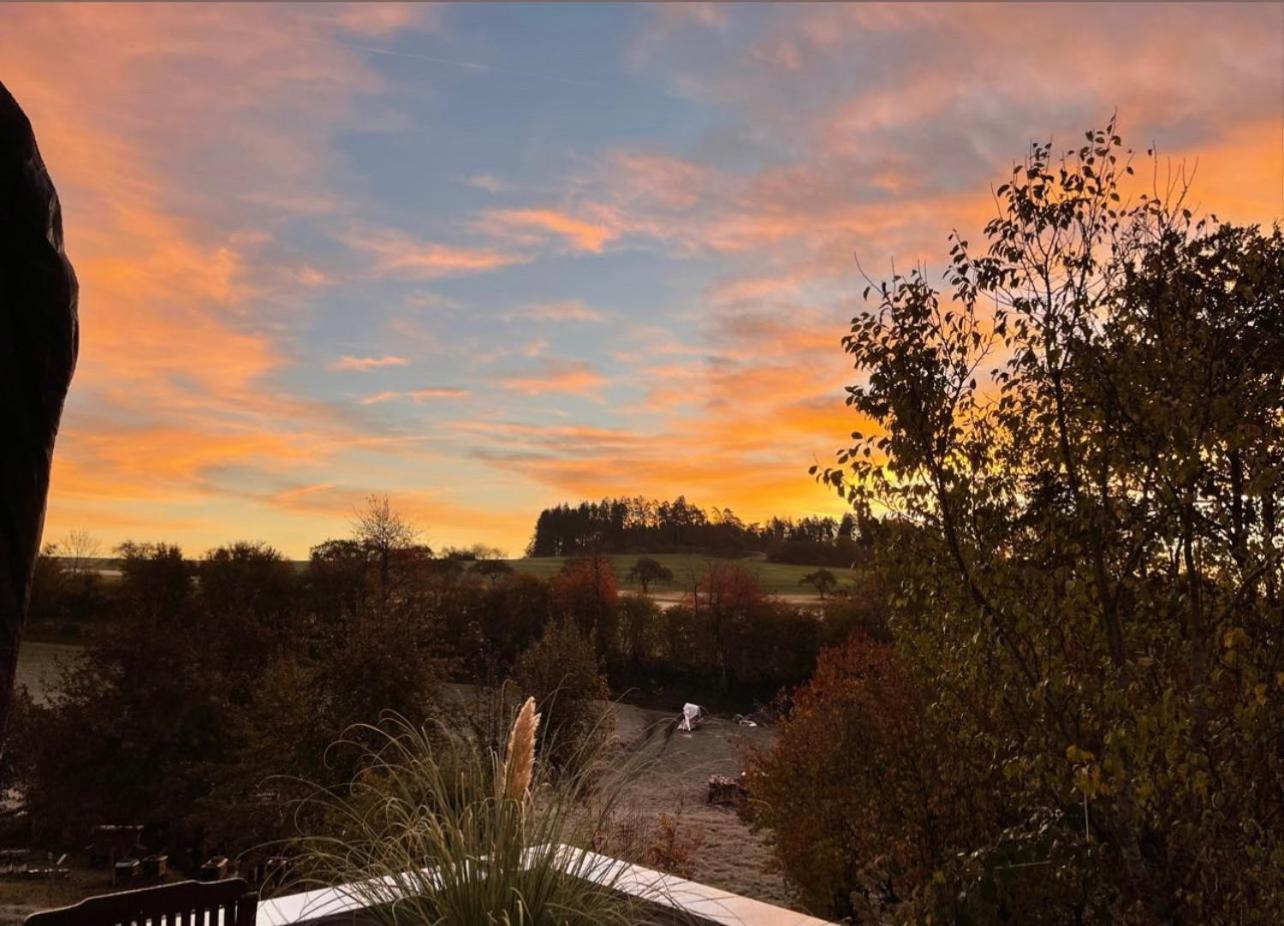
[753,124,1284,923]
[6,509,869,869]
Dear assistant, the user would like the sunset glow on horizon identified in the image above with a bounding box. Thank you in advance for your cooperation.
[6,2,1283,558]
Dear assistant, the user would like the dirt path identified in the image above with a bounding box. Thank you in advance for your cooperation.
[610,701,793,908]
[444,685,796,908]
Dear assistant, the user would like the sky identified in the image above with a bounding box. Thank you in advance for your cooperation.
[5,2,1284,558]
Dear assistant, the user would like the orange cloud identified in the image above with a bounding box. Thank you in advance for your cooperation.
[0,4,437,553]
[500,360,607,397]
[346,230,530,280]
[481,208,618,253]
[11,3,1283,561]
[358,387,471,405]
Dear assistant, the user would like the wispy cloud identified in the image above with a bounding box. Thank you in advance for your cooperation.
[358,387,471,405]
[499,360,607,397]
[467,172,509,193]
[329,354,410,372]
[345,230,529,280]
[480,208,618,253]
[504,299,607,323]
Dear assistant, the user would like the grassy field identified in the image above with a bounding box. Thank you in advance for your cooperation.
[66,554,851,599]
[506,553,852,598]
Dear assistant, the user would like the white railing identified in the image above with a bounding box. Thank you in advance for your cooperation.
[256,844,834,926]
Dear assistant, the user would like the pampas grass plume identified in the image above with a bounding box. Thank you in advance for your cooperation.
[503,696,540,802]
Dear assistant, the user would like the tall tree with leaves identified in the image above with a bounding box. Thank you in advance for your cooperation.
[799,568,838,599]
[627,556,673,594]
[812,121,1284,921]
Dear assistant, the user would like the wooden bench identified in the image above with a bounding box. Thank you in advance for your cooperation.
[23,877,257,926]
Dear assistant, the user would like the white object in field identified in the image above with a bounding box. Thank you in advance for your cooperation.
[678,702,705,731]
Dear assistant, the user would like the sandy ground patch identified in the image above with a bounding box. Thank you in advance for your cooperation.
[609,700,793,909]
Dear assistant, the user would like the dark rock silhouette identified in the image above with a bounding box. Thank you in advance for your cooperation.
[0,81,78,744]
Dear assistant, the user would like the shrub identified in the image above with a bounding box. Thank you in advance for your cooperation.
[645,813,704,879]
[514,616,614,771]
[551,555,619,654]
[747,636,977,918]
[613,594,661,668]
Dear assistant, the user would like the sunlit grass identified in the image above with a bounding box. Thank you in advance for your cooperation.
[509,554,856,597]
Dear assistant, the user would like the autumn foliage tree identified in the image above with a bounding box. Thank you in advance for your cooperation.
[550,554,619,649]
[790,121,1284,921]
[745,635,1004,920]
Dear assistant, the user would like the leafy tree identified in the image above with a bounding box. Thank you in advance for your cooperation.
[818,574,891,646]
[316,603,445,780]
[626,556,673,594]
[25,545,66,625]
[551,554,618,645]
[471,559,514,585]
[526,495,853,561]
[15,534,446,853]
[688,563,765,690]
[17,543,221,842]
[514,615,612,771]
[196,542,298,685]
[114,541,192,624]
[27,544,105,632]
[306,538,370,632]
[615,594,661,668]
[459,572,551,685]
[810,121,1284,921]
[798,568,838,599]
[194,655,327,852]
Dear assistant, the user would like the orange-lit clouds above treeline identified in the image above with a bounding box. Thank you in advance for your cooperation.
[5,2,1282,557]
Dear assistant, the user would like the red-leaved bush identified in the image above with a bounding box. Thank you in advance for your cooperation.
[744,635,999,920]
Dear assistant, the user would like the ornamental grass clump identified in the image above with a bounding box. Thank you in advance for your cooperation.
[286,699,660,925]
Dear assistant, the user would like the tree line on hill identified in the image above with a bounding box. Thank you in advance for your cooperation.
[525,494,864,565]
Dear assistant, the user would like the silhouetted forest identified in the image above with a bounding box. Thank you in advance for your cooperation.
[526,495,861,565]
